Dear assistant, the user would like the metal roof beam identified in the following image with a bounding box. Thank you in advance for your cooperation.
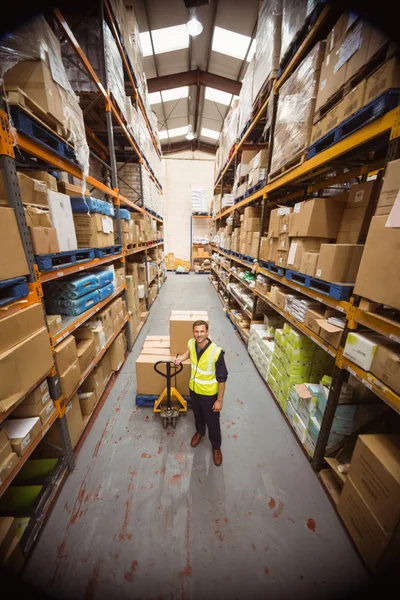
[146,69,241,96]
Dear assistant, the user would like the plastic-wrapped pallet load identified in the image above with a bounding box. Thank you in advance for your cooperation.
[253,0,283,102]
[219,100,240,169]
[280,0,309,63]
[1,15,89,178]
[192,188,208,214]
[238,57,255,138]
[270,41,325,175]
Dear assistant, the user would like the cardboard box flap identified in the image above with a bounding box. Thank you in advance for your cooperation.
[316,319,344,334]
[294,383,312,401]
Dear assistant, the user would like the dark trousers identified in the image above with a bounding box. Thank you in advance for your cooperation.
[190,389,221,449]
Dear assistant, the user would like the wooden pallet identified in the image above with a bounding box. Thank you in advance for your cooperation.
[313,41,398,124]
[6,86,67,139]
[268,151,307,183]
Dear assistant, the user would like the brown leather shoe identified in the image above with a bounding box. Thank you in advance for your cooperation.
[191,432,203,448]
[213,448,223,466]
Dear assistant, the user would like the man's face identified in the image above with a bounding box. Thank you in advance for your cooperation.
[193,325,207,344]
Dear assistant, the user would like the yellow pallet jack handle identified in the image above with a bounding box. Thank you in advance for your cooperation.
[153,361,187,413]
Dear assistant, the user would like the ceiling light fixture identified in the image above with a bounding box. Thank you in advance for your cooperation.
[186,8,203,37]
[186,124,196,140]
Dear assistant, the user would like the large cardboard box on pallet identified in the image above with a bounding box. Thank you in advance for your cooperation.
[73,213,114,248]
[0,304,46,355]
[0,208,29,280]
[136,354,191,397]
[354,216,400,311]
[315,244,364,283]
[364,56,400,105]
[170,312,209,355]
[337,181,378,243]
[371,343,400,395]
[287,238,323,273]
[289,198,345,238]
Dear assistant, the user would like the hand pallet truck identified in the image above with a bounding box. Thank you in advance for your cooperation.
[153,361,188,428]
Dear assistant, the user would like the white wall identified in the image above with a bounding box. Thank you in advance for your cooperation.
[163,150,214,261]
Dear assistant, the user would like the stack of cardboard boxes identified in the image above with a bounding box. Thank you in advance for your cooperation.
[338,434,400,572]
[135,311,208,397]
[311,14,392,144]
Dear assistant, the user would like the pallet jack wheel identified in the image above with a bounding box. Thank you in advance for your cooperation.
[162,418,168,429]
[172,418,177,429]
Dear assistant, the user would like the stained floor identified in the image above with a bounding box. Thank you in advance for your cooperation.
[25,273,369,600]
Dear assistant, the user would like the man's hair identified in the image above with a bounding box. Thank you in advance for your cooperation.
[193,320,209,331]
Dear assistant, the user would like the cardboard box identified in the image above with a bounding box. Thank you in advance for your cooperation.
[1,417,41,457]
[289,198,345,238]
[47,191,77,252]
[23,171,58,192]
[24,205,52,228]
[0,517,16,564]
[110,332,127,371]
[316,320,343,349]
[245,218,261,232]
[23,379,50,406]
[60,358,81,401]
[74,323,106,355]
[17,172,48,206]
[0,452,19,486]
[0,208,29,280]
[0,303,46,355]
[79,391,97,416]
[343,331,380,371]
[13,397,55,425]
[315,244,364,283]
[348,435,400,533]
[0,429,11,464]
[342,80,367,120]
[55,335,78,375]
[300,252,319,276]
[73,213,114,248]
[47,314,62,338]
[338,478,392,571]
[337,182,377,243]
[354,216,400,310]
[0,328,53,413]
[371,343,400,395]
[80,365,104,403]
[44,393,84,450]
[136,354,191,396]
[29,226,59,255]
[5,59,65,124]
[170,313,209,355]
[315,46,347,112]
[100,351,112,384]
[76,338,96,374]
[365,57,400,105]
[2,535,24,573]
[304,308,324,335]
[376,159,400,216]
[287,238,322,272]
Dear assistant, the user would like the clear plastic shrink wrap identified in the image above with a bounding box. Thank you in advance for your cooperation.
[0,15,89,178]
[270,41,325,174]
[280,0,309,63]
[219,100,239,168]
[238,57,255,137]
[253,0,283,101]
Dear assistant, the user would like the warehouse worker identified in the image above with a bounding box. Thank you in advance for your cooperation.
[174,320,228,466]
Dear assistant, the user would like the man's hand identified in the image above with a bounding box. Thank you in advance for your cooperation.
[212,399,223,412]
[173,356,182,366]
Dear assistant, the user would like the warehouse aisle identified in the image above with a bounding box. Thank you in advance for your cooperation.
[25,274,368,600]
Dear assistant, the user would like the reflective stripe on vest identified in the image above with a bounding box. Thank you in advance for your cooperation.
[188,338,222,395]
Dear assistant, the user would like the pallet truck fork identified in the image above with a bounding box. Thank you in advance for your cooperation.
[153,361,187,428]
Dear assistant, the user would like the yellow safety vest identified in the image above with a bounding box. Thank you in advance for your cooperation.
[188,338,223,396]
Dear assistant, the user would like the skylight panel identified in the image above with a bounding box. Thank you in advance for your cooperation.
[148,91,162,105]
[205,87,233,106]
[212,26,253,61]
[140,25,189,57]
[162,87,189,102]
[201,127,220,140]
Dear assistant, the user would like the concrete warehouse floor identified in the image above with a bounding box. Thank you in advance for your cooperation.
[24,273,369,600]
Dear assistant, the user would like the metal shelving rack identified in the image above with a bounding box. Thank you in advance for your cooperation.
[190,215,212,270]
[210,2,400,479]
[0,0,165,556]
